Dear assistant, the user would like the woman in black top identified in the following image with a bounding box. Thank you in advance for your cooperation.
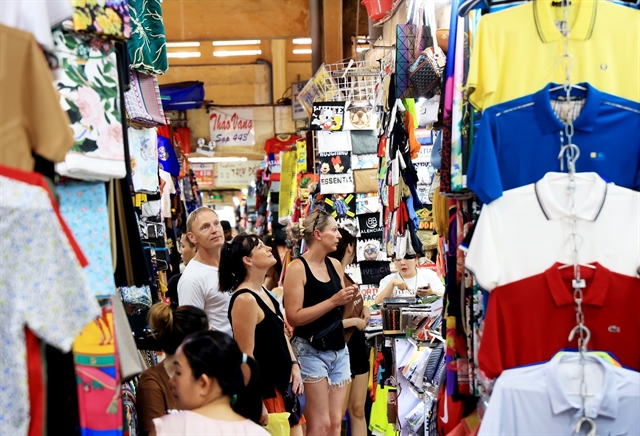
[219,234,304,434]
[284,210,358,436]
[329,227,371,436]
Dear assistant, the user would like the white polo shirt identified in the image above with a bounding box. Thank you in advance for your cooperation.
[465,172,640,291]
[479,354,640,435]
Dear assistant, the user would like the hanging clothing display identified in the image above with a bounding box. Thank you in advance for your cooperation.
[0,24,74,172]
[71,0,131,40]
[465,173,640,291]
[0,167,101,436]
[479,354,640,435]
[0,1,73,51]
[467,83,640,204]
[52,28,127,181]
[58,180,117,298]
[466,0,640,111]
[124,70,167,128]
[479,263,640,379]
[73,305,123,436]
[128,127,160,194]
[127,0,168,75]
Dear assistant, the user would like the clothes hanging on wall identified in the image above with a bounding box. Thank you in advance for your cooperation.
[0,166,101,436]
[0,24,74,172]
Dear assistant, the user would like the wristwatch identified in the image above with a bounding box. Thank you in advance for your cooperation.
[291,360,301,367]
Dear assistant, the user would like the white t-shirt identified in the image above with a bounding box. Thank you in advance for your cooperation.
[178,260,232,335]
[379,268,445,298]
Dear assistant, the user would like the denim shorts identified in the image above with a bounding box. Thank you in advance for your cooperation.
[291,337,351,387]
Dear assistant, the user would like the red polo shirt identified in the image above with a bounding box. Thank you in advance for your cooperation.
[479,263,640,380]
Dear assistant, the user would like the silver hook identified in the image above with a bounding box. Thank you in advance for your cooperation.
[572,416,597,436]
[568,324,591,351]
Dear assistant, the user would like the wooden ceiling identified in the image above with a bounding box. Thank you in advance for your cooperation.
[162,0,311,42]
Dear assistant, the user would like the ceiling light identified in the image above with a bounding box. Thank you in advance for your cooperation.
[293,38,312,44]
[189,157,249,163]
[213,50,262,57]
[212,40,261,46]
[293,49,312,55]
[166,41,201,48]
[167,52,202,58]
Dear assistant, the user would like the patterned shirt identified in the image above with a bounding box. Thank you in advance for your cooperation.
[0,172,100,436]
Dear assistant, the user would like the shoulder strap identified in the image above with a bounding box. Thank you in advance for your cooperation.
[325,257,343,293]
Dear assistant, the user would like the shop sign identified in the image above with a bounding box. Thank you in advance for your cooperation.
[208,107,255,146]
[193,163,214,187]
[292,82,307,120]
[216,160,262,187]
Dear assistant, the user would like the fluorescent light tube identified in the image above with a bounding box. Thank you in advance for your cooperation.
[213,49,262,57]
[189,157,249,163]
[166,41,201,48]
[293,38,312,44]
[292,49,312,54]
[212,40,261,46]
[167,52,201,58]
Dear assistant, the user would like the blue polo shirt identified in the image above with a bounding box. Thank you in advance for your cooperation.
[468,83,640,204]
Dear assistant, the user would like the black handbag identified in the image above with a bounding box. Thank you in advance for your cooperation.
[408,45,446,97]
[308,318,345,351]
[282,383,306,426]
[408,2,446,97]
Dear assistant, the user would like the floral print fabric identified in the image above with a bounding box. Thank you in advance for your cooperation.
[71,0,131,40]
[0,175,100,436]
[128,0,168,75]
[52,28,127,180]
[58,181,117,297]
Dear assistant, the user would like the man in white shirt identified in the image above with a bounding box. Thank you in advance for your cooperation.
[178,207,232,335]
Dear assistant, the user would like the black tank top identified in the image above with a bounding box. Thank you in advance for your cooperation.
[293,257,345,341]
[228,289,291,399]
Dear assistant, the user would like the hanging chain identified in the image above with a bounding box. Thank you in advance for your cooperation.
[557,2,595,434]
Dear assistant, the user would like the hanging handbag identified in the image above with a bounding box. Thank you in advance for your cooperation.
[119,285,153,310]
[282,383,306,426]
[408,1,446,97]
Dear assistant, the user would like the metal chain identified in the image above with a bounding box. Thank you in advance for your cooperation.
[557,3,596,434]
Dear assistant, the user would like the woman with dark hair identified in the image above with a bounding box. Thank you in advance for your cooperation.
[137,303,209,435]
[284,210,358,436]
[151,331,268,436]
[263,225,290,291]
[219,234,305,435]
[328,227,371,436]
